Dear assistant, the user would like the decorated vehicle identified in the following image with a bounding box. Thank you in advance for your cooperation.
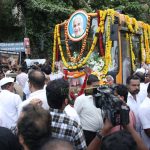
[52,9,150,84]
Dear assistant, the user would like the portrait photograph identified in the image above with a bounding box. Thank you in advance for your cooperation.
[67,10,88,42]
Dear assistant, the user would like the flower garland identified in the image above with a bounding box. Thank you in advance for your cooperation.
[52,25,57,72]
[125,15,139,33]
[99,10,107,33]
[100,9,115,75]
[98,10,107,56]
[64,15,91,63]
[57,24,101,69]
[140,32,146,63]
[143,23,150,63]
[129,34,136,71]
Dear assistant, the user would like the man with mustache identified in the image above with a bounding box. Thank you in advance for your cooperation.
[126,75,142,135]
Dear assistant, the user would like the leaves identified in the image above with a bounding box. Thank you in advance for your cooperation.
[0,0,149,57]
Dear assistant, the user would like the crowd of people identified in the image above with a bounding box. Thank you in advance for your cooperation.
[0,61,150,150]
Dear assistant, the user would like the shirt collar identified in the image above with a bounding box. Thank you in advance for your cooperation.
[50,108,64,114]
[29,89,45,97]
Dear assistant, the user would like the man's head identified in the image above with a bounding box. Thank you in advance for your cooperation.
[18,66,26,73]
[46,79,69,109]
[87,74,99,87]
[134,71,145,83]
[17,104,51,150]
[72,15,84,37]
[28,70,45,92]
[0,77,14,92]
[126,75,140,95]
[145,69,150,83]
[114,84,128,103]
[41,65,51,75]
[106,75,114,85]
[101,130,137,150]
[40,138,73,150]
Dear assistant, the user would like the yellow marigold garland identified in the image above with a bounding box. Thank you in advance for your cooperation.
[140,33,146,63]
[57,24,101,69]
[129,34,136,71]
[100,9,114,75]
[143,23,150,63]
[52,25,57,73]
[125,15,139,33]
[99,10,107,33]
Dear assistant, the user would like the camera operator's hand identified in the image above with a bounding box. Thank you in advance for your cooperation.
[30,99,43,107]
[101,118,113,136]
[123,123,148,150]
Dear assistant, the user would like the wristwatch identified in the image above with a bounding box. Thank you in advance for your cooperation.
[96,131,104,140]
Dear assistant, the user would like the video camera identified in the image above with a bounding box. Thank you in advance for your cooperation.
[84,85,129,126]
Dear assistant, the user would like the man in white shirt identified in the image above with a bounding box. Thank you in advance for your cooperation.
[126,75,142,134]
[19,70,49,113]
[74,74,103,146]
[16,66,28,89]
[64,104,80,124]
[134,71,149,102]
[138,83,150,149]
[0,77,22,129]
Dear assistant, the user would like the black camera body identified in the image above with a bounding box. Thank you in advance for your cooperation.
[85,85,129,126]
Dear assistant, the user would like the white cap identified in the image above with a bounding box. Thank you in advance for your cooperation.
[0,77,14,87]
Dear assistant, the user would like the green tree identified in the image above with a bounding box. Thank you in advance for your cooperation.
[0,0,149,58]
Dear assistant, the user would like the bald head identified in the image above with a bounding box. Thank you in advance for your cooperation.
[28,70,45,90]
[41,139,73,150]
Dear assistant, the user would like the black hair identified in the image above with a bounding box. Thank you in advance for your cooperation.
[134,72,145,83]
[46,79,69,109]
[40,138,73,150]
[28,70,45,90]
[87,74,99,85]
[101,130,137,150]
[115,84,128,102]
[17,104,51,150]
[126,75,140,85]
[19,66,26,73]
[41,65,51,75]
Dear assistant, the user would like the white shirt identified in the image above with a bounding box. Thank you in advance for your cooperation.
[0,106,14,129]
[64,105,80,124]
[127,92,142,134]
[0,90,22,128]
[19,89,49,113]
[16,72,28,89]
[74,94,103,132]
[138,97,150,149]
[23,81,31,99]
[49,71,63,81]
[139,83,149,102]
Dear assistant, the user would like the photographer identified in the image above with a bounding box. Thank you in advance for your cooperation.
[87,118,148,150]
[85,84,147,150]
[74,74,103,146]
[109,84,136,133]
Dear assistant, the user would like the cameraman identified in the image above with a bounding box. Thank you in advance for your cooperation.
[109,84,136,133]
[87,118,148,150]
[74,74,103,146]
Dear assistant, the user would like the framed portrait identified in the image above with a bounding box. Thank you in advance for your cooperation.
[67,10,88,42]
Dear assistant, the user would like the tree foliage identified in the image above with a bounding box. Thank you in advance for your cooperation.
[0,0,149,58]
